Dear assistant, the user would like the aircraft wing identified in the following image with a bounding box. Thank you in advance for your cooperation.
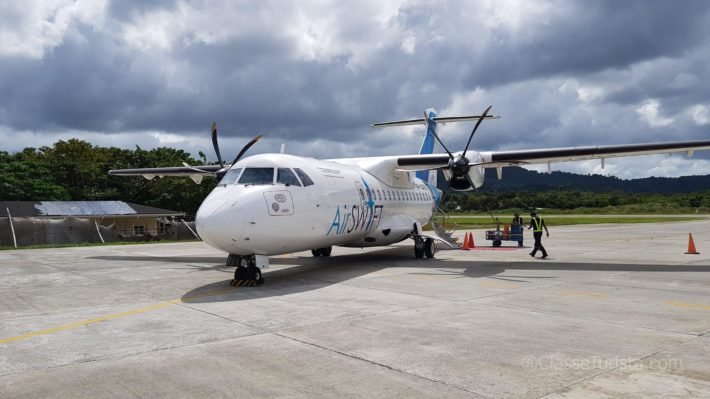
[108,165,222,184]
[395,139,710,170]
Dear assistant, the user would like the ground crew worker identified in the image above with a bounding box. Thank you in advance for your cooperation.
[528,211,549,258]
[512,212,525,247]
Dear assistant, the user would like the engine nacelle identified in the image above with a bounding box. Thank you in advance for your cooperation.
[443,151,485,192]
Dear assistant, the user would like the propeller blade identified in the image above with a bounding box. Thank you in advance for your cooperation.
[211,122,224,168]
[423,111,454,159]
[231,134,263,165]
[462,105,492,159]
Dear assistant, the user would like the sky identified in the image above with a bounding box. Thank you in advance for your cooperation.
[1,0,709,179]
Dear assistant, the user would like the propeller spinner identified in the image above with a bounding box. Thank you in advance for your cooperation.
[425,106,492,191]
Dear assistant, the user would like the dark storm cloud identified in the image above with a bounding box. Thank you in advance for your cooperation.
[458,1,710,88]
[0,0,709,177]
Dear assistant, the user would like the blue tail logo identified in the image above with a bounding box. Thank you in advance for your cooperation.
[416,108,437,183]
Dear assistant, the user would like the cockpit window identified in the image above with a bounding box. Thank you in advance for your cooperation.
[294,168,314,186]
[277,168,301,186]
[219,168,242,185]
[237,168,274,185]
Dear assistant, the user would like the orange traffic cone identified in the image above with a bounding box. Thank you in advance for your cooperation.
[686,233,700,255]
[469,232,476,248]
[461,232,471,250]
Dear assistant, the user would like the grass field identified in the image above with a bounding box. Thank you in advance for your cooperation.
[432,215,707,230]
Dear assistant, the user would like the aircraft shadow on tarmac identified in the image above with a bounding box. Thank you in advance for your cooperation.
[174,246,710,304]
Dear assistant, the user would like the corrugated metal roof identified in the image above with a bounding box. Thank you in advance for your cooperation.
[35,201,136,216]
[0,201,183,217]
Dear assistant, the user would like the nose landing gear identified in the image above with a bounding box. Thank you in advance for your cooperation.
[311,247,332,257]
[227,254,264,285]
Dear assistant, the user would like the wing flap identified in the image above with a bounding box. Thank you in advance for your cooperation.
[477,140,710,167]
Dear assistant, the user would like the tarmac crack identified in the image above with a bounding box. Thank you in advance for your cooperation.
[474,302,701,337]
[537,334,705,399]
[272,332,491,398]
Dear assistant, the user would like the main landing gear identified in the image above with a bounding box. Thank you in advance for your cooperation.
[311,247,332,257]
[413,236,436,259]
[226,254,264,284]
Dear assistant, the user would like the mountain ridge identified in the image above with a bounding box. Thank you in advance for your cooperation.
[441,167,710,194]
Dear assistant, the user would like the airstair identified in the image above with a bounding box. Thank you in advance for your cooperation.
[431,208,462,249]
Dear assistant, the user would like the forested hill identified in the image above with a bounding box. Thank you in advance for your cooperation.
[472,167,710,194]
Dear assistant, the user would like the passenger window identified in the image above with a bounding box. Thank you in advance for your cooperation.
[294,168,314,186]
[277,168,301,186]
[238,168,274,185]
[219,168,242,185]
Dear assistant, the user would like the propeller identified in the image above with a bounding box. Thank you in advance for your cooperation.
[429,107,493,238]
[426,106,492,192]
[210,122,263,181]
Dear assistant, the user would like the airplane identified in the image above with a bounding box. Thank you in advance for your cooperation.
[109,106,710,283]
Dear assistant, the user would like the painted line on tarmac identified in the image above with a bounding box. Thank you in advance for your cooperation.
[560,290,608,298]
[479,279,518,289]
[0,286,236,345]
[666,301,710,311]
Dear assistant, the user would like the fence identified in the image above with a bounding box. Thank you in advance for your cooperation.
[0,217,199,248]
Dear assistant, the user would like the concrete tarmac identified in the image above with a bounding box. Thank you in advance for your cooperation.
[1,221,709,398]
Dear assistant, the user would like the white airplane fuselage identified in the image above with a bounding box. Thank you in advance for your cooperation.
[195,153,440,256]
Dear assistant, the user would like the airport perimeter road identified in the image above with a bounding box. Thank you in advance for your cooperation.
[1,221,710,398]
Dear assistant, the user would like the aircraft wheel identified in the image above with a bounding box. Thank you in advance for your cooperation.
[234,265,248,280]
[414,243,424,258]
[311,247,332,257]
[414,237,424,258]
[493,240,502,247]
[249,266,262,282]
[424,238,436,258]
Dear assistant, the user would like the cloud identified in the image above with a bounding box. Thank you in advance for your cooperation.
[0,0,709,179]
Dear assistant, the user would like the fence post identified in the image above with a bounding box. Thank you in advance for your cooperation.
[181,220,201,240]
[7,208,17,249]
[94,221,105,244]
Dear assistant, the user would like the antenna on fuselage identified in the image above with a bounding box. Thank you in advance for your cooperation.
[280,143,286,154]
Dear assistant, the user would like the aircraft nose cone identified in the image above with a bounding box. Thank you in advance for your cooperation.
[196,195,244,250]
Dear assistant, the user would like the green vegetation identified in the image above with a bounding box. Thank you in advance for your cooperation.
[441,191,710,215]
[1,140,216,218]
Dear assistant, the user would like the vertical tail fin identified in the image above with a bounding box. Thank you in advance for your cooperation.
[416,108,438,187]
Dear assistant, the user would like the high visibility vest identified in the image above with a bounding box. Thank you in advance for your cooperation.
[532,217,544,232]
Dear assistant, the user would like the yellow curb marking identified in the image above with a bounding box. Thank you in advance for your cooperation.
[0,287,236,345]
[478,280,518,289]
[666,301,710,311]
[559,290,608,298]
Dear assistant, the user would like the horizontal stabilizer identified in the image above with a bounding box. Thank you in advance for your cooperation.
[372,115,500,128]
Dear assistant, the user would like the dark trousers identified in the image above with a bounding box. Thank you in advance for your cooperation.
[531,232,548,257]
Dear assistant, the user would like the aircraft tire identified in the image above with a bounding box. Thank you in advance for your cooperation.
[312,247,332,257]
[414,245,424,258]
[234,266,248,280]
[249,266,262,282]
[424,238,435,258]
